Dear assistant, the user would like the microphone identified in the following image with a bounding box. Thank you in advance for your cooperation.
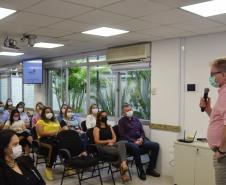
[201,88,209,112]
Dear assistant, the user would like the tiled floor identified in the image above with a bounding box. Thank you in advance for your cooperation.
[36,164,174,185]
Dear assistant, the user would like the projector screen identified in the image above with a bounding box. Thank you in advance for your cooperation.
[23,59,43,84]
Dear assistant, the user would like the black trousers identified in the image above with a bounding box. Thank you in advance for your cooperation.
[39,136,58,168]
[126,139,159,171]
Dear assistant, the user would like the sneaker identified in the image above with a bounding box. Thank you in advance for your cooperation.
[146,169,160,177]
[65,167,76,176]
[138,169,146,180]
[45,168,54,181]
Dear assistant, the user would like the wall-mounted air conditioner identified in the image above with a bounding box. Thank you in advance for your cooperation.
[106,43,151,64]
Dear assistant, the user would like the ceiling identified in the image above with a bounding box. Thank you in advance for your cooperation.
[0,0,226,65]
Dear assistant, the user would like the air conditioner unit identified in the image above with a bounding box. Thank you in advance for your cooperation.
[106,43,151,64]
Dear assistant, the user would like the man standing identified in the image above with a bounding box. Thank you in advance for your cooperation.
[118,104,160,180]
[200,58,226,185]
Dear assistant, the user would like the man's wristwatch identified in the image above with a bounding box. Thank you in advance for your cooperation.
[217,148,226,155]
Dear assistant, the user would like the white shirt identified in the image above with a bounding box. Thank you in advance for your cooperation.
[86,114,96,129]
[5,120,25,132]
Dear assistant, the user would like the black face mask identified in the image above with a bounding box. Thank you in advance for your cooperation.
[101,116,108,123]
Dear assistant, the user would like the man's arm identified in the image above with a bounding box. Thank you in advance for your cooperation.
[118,119,133,142]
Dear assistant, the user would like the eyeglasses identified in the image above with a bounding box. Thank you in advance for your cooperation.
[210,71,223,77]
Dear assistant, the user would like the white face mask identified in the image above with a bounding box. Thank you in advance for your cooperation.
[92,108,98,114]
[12,145,23,159]
[126,110,133,118]
[18,108,23,113]
[67,112,73,118]
[46,113,53,119]
[8,102,13,106]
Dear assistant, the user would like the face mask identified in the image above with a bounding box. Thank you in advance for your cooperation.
[46,113,53,119]
[12,145,23,159]
[209,76,219,88]
[61,108,66,114]
[101,116,108,123]
[67,112,73,118]
[18,108,23,113]
[92,108,98,114]
[8,102,13,106]
[0,107,4,113]
[13,116,19,121]
[126,110,133,118]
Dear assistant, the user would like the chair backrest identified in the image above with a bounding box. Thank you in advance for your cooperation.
[86,128,95,144]
[31,126,38,140]
[57,130,84,157]
[112,125,120,142]
[81,120,87,132]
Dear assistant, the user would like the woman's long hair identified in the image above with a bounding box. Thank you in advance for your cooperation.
[9,109,21,125]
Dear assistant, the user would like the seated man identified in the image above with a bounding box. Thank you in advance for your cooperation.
[118,104,160,180]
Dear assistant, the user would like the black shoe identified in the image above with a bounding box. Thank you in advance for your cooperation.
[138,169,146,180]
[146,169,160,177]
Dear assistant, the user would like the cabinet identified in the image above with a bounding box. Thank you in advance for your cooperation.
[174,142,215,185]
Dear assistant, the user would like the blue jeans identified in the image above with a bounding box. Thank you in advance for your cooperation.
[126,139,159,171]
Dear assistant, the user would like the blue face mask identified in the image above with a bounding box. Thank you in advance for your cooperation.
[209,76,219,88]
[0,107,4,113]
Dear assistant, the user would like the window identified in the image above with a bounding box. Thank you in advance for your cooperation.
[90,65,116,116]
[47,54,151,121]
[24,84,35,108]
[120,70,151,120]
[0,76,9,103]
[48,69,66,110]
[68,66,87,113]
[11,76,22,104]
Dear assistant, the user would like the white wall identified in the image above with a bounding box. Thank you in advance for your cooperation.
[149,31,226,177]
[150,38,181,177]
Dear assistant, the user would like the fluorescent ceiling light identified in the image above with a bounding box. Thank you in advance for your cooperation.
[34,42,64,48]
[0,7,16,20]
[181,0,226,17]
[82,27,129,37]
[0,52,24,56]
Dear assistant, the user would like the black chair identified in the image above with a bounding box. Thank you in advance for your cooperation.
[81,120,87,132]
[31,127,47,166]
[86,128,132,185]
[57,130,103,185]
[112,125,150,174]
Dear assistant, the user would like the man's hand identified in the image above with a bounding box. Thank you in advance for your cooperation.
[199,97,212,116]
[134,138,143,145]
[213,151,225,160]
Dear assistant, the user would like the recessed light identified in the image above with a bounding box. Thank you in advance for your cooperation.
[0,7,16,20]
[34,42,64,48]
[82,27,129,37]
[181,0,226,17]
[0,52,24,56]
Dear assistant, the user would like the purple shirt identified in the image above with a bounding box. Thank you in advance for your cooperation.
[118,116,145,142]
[0,111,9,124]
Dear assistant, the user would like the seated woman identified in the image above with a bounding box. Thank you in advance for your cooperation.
[4,98,13,115]
[56,104,68,123]
[86,104,98,129]
[0,101,9,131]
[4,109,33,155]
[36,107,61,181]
[0,129,45,185]
[60,106,87,148]
[16,102,30,128]
[32,102,44,127]
[93,111,129,182]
